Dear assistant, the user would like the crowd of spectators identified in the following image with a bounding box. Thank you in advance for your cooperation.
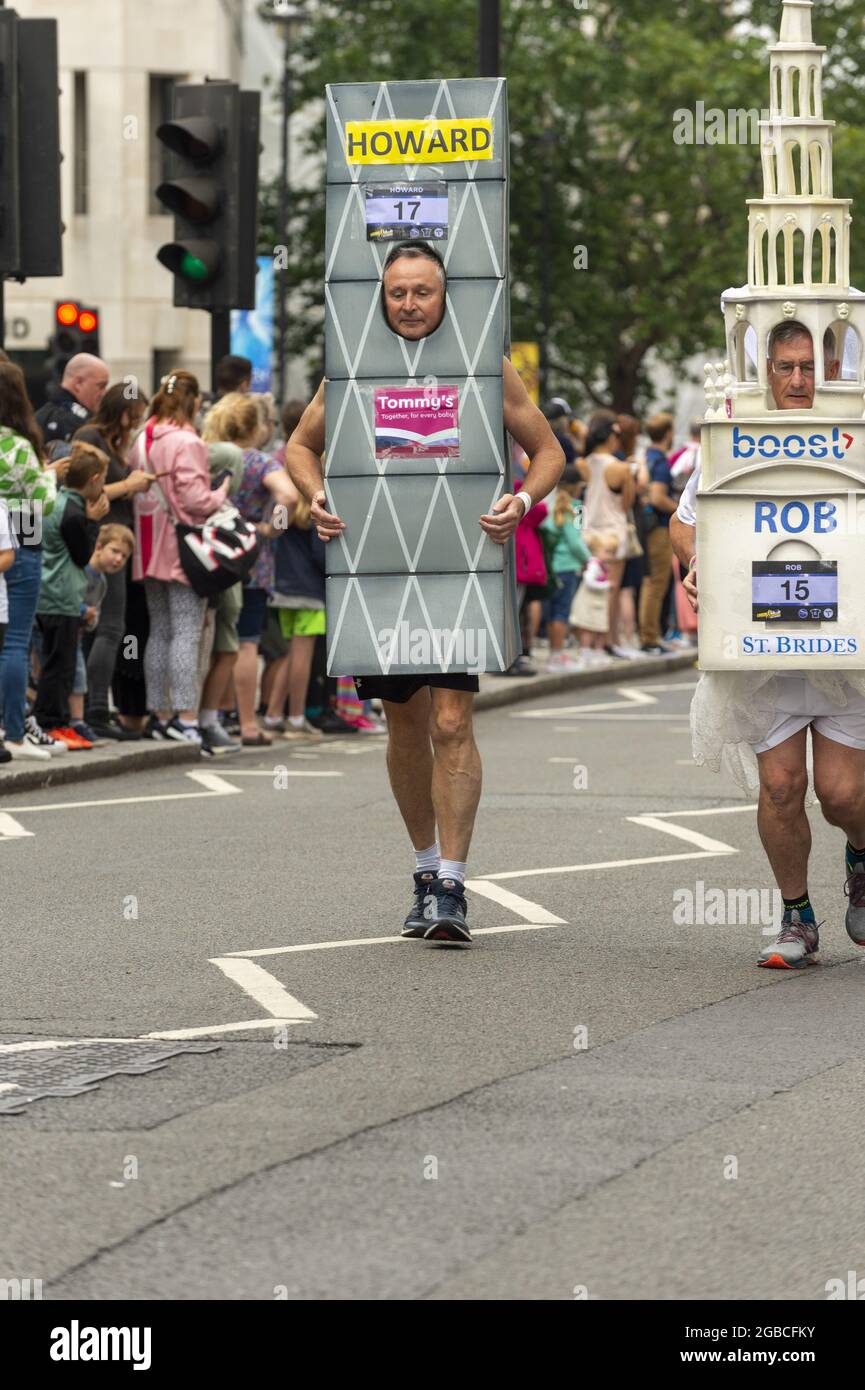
[0,351,384,763]
[506,397,699,677]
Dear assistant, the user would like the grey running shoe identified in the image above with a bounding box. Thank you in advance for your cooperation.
[401,871,438,938]
[422,877,471,944]
[844,863,865,945]
[757,911,819,969]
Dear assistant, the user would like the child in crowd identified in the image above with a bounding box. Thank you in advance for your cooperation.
[69,524,135,743]
[0,497,16,763]
[268,485,333,739]
[32,442,109,748]
[570,530,619,663]
[540,464,592,673]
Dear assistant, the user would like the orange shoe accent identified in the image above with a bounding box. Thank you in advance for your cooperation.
[757,953,794,970]
[47,726,93,750]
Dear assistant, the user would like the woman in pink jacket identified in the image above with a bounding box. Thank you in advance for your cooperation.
[132,370,229,744]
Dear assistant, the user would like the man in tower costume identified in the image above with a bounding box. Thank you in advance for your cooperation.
[287,242,564,944]
[671,0,865,969]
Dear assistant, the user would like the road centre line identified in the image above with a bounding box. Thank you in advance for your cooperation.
[627,814,738,854]
[641,803,755,818]
[218,769,342,777]
[477,850,734,881]
[142,1018,305,1041]
[0,769,242,814]
[463,879,565,923]
[0,812,33,838]
[226,920,570,958]
[209,957,317,1020]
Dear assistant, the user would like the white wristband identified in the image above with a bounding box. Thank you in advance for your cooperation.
[515,490,533,516]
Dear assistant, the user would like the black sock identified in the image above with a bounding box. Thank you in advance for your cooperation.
[782,893,815,924]
[846,841,865,874]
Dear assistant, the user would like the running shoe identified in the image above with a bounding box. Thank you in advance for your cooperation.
[0,741,10,765]
[200,723,241,755]
[24,715,68,755]
[164,716,202,745]
[143,714,169,740]
[282,718,323,741]
[757,911,820,969]
[422,876,471,944]
[87,719,141,742]
[401,870,439,938]
[844,863,865,946]
[5,739,50,761]
[545,652,582,673]
[71,720,104,747]
[45,725,93,750]
[308,711,359,735]
[341,715,386,735]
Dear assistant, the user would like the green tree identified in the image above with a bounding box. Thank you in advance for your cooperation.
[260,0,865,412]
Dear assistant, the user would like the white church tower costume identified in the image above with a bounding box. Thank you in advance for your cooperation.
[692,0,865,789]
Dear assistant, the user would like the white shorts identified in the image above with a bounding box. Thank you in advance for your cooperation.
[753,676,865,754]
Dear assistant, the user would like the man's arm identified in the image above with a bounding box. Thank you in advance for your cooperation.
[670,512,697,611]
[480,358,565,545]
[283,381,344,541]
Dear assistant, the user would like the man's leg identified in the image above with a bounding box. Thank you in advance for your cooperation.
[812,731,865,947]
[382,686,436,851]
[755,728,819,968]
[429,686,482,863]
[812,731,865,846]
[756,729,810,895]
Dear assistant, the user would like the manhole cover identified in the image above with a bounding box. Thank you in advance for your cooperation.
[0,1038,219,1115]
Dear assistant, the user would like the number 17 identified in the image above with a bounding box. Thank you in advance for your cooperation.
[393,200,421,221]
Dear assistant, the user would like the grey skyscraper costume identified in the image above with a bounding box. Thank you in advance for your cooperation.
[322,79,521,676]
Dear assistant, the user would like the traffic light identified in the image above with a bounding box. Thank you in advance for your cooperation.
[0,11,22,276]
[46,302,100,393]
[155,82,260,311]
[0,12,62,280]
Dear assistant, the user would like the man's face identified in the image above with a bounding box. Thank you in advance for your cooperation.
[767,332,840,409]
[73,366,110,413]
[382,258,446,340]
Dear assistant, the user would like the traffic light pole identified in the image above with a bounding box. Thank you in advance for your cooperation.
[211,309,231,394]
[478,0,500,76]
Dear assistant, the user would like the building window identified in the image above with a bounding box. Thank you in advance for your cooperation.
[149,75,181,216]
[73,72,88,215]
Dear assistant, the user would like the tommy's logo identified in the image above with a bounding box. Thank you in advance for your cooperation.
[732,425,854,461]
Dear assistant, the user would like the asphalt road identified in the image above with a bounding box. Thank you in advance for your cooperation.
[2,668,864,1301]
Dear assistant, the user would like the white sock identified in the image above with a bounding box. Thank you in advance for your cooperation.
[287,714,305,729]
[439,858,466,885]
[199,708,218,729]
[178,717,199,730]
[264,714,285,728]
[415,842,440,874]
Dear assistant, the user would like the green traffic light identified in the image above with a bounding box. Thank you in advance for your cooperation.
[180,251,209,282]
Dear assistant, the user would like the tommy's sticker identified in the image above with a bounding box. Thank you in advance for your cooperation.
[742,635,858,656]
[374,386,460,458]
[345,119,493,165]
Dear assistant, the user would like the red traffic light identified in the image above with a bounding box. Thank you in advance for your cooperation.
[78,310,98,333]
[56,301,79,327]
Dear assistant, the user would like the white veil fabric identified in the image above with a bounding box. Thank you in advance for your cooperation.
[691,669,865,796]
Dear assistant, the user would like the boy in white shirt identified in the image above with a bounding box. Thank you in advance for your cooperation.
[0,499,17,763]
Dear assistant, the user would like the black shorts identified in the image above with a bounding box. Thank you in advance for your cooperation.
[353,673,480,704]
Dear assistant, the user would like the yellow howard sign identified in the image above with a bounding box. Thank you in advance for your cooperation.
[345,118,493,165]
